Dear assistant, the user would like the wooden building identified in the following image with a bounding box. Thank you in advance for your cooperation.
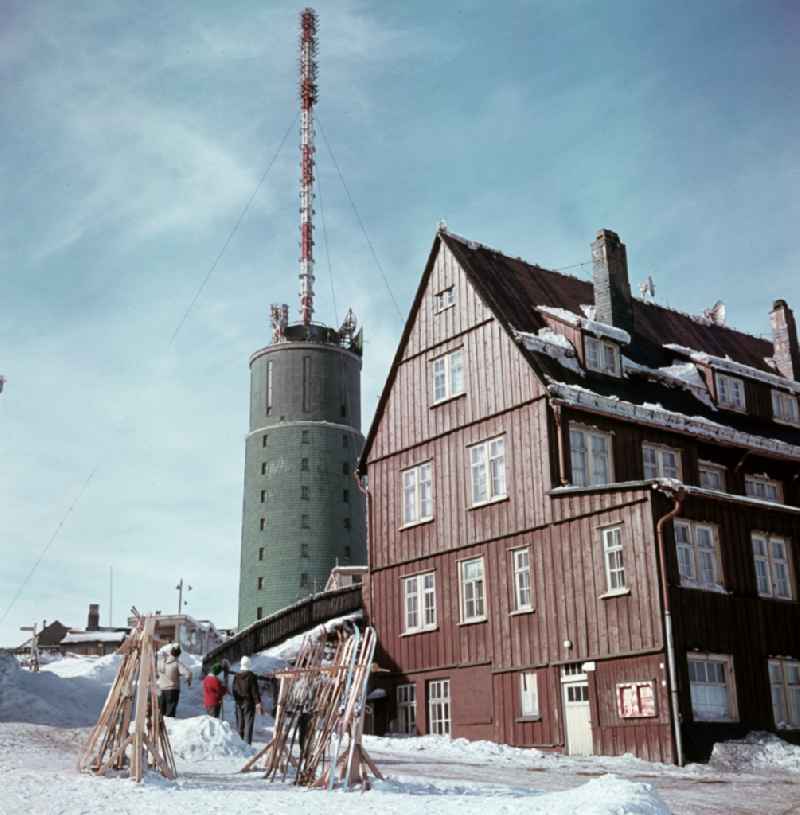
[359,226,800,763]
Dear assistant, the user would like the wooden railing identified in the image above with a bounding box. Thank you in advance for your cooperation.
[201,584,363,674]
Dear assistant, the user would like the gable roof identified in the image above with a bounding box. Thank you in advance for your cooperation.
[360,228,798,472]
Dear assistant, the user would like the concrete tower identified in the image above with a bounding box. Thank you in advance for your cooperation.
[237,9,366,627]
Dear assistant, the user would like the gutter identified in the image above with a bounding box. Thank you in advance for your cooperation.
[653,484,686,767]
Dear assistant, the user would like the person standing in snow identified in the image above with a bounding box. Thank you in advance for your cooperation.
[202,663,228,718]
[232,655,263,744]
[157,644,193,718]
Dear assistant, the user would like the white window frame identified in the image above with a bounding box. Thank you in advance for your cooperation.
[428,679,451,736]
[642,443,683,481]
[673,520,724,592]
[602,526,627,594]
[468,436,507,506]
[584,335,621,376]
[616,680,657,718]
[772,389,800,425]
[698,461,726,492]
[432,349,465,404]
[434,286,455,313]
[715,372,746,411]
[519,672,540,719]
[751,533,794,600]
[402,462,433,526]
[768,659,800,730]
[745,474,784,504]
[569,425,613,487]
[459,556,487,623]
[396,684,417,734]
[512,547,533,612]
[402,572,437,634]
[687,653,738,722]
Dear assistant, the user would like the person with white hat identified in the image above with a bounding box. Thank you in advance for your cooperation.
[233,655,263,744]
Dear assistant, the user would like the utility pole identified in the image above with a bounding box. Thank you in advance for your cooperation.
[109,566,113,627]
[175,578,192,615]
[20,623,39,671]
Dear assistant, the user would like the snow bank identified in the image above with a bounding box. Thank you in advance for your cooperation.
[0,652,110,727]
[166,716,256,762]
[42,653,122,683]
[528,774,669,814]
[709,732,800,774]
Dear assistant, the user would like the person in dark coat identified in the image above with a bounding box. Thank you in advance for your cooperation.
[202,663,228,718]
[233,655,263,744]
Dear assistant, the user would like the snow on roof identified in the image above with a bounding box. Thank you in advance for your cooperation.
[61,631,128,644]
[537,305,631,345]
[622,356,715,409]
[514,328,584,376]
[547,380,800,461]
[665,343,800,395]
[652,480,800,514]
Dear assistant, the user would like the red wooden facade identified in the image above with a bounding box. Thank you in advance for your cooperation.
[361,228,800,763]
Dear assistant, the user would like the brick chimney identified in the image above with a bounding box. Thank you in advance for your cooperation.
[87,603,100,631]
[770,300,800,381]
[591,229,633,334]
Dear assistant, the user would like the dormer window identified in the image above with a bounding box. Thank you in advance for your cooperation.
[772,390,800,425]
[715,372,746,411]
[434,286,455,313]
[643,443,682,480]
[745,475,783,504]
[698,461,726,492]
[585,335,621,376]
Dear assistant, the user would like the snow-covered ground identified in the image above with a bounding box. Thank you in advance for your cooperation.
[2,648,800,815]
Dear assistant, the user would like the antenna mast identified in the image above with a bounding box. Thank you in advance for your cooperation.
[299,8,318,326]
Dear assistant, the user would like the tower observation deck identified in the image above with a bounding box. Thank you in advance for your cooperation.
[237,9,366,627]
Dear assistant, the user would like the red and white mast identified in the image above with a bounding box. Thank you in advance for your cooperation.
[298,8,318,326]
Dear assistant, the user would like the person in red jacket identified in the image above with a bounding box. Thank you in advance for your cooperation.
[202,663,228,718]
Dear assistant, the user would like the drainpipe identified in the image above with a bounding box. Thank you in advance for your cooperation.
[354,472,373,618]
[655,485,686,767]
[552,404,569,486]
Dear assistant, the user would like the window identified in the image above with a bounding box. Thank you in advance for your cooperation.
[752,533,793,599]
[520,672,539,718]
[302,429,310,444]
[469,437,506,505]
[300,573,309,588]
[343,489,349,504]
[256,607,263,620]
[301,485,310,500]
[343,434,349,448]
[261,462,267,475]
[258,546,264,561]
[260,490,266,503]
[617,681,657,718]
[402,462,433,525]
[344,545,351,559]
[262,434,268,448]
[301,458,309,472]
[259,517,265,531]
[769,659,800,729]
[642,443,682,480]
[602,526,626,593]
[569,426,612,487]
[266,361,273,416]
[585,335,621,376]
[301,514,310,529]
[341,403,347,418]
[434,286,455,313]
[301,543,309,558]
[432,349,464,403]
[397,684,417,734]
[428,679,451,735]
[745,475,783,503]
[772,390,800,425]
[302,356,311,412]
[715,372,746,410]
[687,654,738,722]
[256,577,263,590]
[512,547,532,611]
[673,520,724,591]
[342,462,349,475]
[459,557,486,622]
[402,572,437,633]
[699,461,726,491]
[344,517,351,530]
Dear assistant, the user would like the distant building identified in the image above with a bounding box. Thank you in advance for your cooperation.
[62,603,129,656]
[128,613,223,656]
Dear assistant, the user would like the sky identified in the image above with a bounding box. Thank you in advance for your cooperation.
[1,0,798,644]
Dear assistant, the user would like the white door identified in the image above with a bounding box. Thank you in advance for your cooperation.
[562,672,593,756]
